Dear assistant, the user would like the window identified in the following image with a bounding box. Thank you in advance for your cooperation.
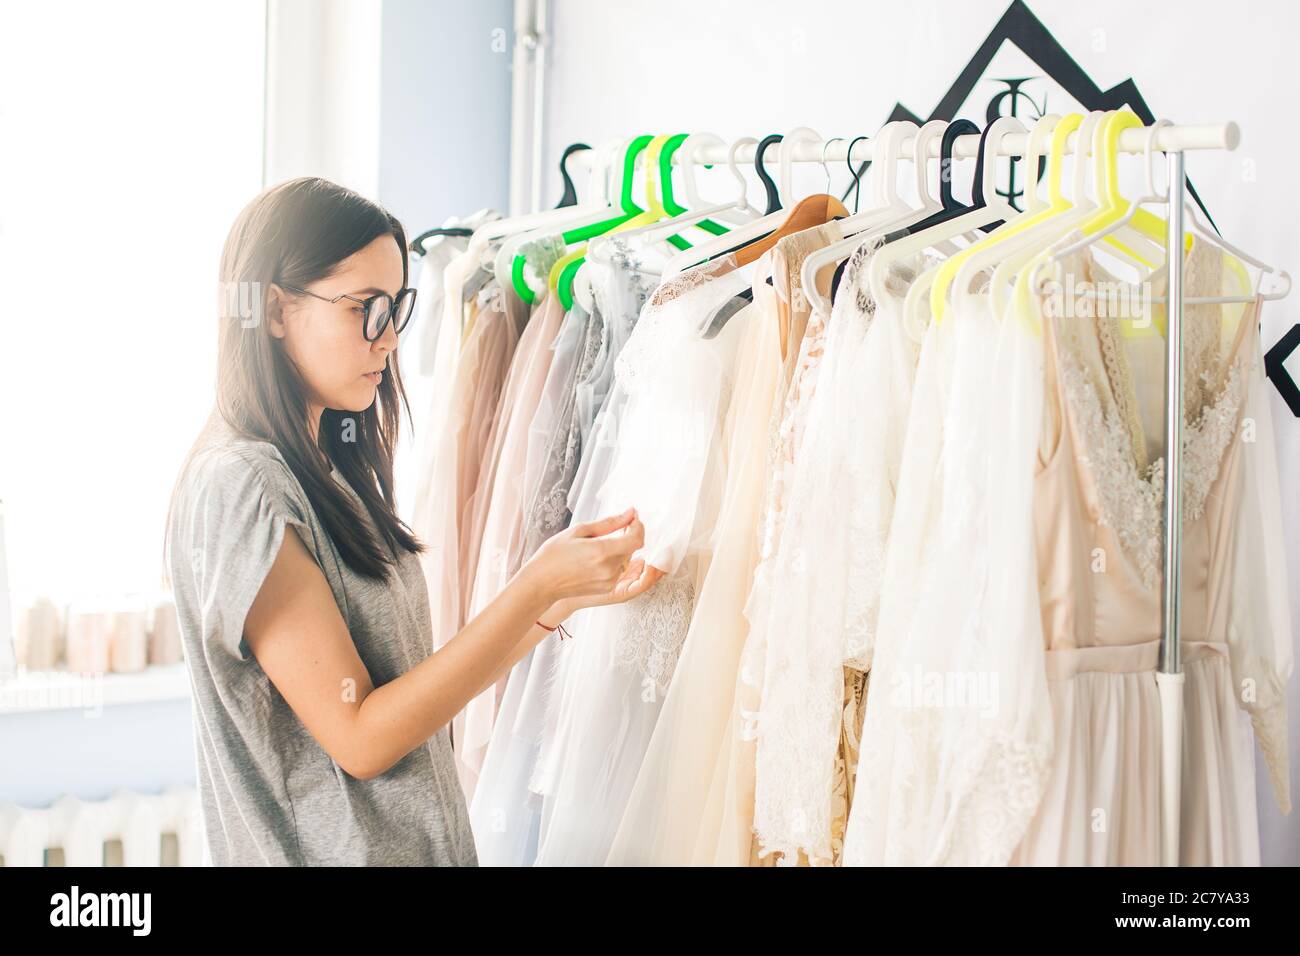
[0,0,267,605]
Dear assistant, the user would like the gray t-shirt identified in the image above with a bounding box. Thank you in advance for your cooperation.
[166,420,478,866]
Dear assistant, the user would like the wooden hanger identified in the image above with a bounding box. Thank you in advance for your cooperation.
[731,193,848,267]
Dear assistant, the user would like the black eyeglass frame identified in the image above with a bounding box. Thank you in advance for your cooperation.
[280,282,417,342]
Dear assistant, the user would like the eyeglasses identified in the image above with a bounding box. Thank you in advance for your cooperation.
[280,282,417,342]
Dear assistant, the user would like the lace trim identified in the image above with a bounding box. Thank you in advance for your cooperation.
[1095,313,1150,474]
[928,732,1054,866]
[1055,345,1248,589]
[648,254,738,308]
[745,239,855,867]
[600,233,645,273]
[518,235,566,293]
[1250,701,1292,815]
[841,238,892,669]
[611,567,696,693]
[831,668,869,866]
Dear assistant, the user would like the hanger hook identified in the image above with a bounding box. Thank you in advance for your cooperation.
[727,135,758,205]
[820,137,843,195]
[754,133,784,214]
[843,135,869,213]
[779,127,822,204]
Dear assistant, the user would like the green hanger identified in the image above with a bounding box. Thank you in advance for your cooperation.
[554,134,671,309]
[658,133,731,250]
[510,135,652,304]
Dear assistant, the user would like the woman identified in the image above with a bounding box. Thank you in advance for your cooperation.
[165,177,653,866]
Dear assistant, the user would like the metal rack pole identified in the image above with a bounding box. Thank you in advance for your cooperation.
[1157,148,1188,867]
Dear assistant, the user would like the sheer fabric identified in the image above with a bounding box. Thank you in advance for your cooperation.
[531,256,751,866]
[605,259,782,865]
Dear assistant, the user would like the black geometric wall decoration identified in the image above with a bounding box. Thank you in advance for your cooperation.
[843,0,1218,234]
[1265,324,1300,419]
[846,0,1300,416]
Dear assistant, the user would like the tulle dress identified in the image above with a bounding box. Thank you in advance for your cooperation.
[530,255,752,866]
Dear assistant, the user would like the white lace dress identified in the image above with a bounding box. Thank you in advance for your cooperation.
[530,257,751,866]
[744,238,931,866]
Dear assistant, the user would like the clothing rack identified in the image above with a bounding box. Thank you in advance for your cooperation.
[570,120,1242,866]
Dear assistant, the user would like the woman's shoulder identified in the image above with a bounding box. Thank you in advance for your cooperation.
[178,419,310,520]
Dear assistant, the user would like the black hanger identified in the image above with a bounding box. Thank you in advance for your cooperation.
[844,135,869,215]
[829,246,852,306]
[653,133,787,274]
[754,133,784,215]
[876,119,1008,245]
[937,119,980,212]
[409,226,473,257]
[555,142,590,208]
[827,128,907,304]
[829,120,990,305]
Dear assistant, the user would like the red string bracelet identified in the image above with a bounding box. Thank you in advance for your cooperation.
[536,618,574,641]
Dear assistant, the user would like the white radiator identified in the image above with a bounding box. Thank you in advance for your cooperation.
[0,787,202,866]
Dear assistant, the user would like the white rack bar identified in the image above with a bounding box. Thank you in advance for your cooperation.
[637,122,1239,164]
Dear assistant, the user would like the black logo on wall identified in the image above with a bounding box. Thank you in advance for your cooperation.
[850,0,1299,416]
[986,77,1048,211]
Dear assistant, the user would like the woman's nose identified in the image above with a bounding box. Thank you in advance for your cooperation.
[375,313,400,352]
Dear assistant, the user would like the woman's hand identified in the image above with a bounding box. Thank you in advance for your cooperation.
[521,507,660,623]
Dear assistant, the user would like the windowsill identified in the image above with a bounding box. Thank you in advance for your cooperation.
[0,663,191,715]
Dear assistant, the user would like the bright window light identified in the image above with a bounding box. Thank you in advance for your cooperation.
[0,0,267,606]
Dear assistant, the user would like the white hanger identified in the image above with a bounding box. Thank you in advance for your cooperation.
[868,116,1027,323]
[977,111,1111,320]
[658,126,824,280]
[800,119,982,317]
[1039,119,1291,305]
[488,139,622,290]
[572,136,763,312]
[1040,118,1171,275]
[585,135,760,270]
[943,113,1062,318]
[680,132,758,226]
[797,121,922,317]
[1172,202,1291,302]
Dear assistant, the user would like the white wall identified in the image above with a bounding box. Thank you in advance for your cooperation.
[537,0,1300,864]
[264,0,383,195]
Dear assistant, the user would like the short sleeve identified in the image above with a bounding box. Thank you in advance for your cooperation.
[177,447,315,664]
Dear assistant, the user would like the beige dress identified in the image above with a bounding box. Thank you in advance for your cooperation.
[1010,243,1292,865]
[414,267,523,684]
[454,294,565,797]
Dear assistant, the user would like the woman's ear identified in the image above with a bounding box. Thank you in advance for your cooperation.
[265,283,289,339]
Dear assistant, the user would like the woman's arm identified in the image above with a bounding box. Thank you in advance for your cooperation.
[243,510,647,781]
[463,557,664,700]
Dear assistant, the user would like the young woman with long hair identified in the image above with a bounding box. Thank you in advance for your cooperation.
[165,177,653,866]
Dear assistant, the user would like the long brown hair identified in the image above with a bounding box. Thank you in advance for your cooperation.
[175,176,422,581]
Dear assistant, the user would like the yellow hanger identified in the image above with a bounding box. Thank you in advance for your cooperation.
[930,112,1084,324]
[547,134,671,301]
[1078,111,1181,267]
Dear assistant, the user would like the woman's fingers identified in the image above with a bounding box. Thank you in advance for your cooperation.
[572,506,637,538]
[609,558,644,598]
[615,561,663,601]
[600,517,644,556]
